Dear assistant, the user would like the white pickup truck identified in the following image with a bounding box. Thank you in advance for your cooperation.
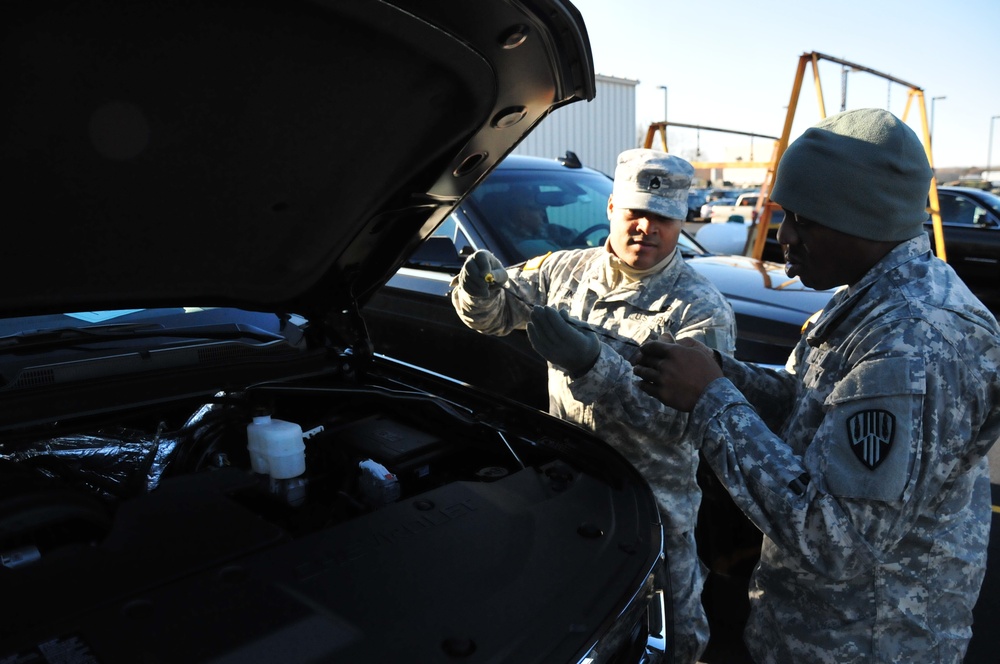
[709,192,761,223]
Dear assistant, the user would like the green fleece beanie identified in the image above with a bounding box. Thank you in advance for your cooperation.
[770,108,932,242]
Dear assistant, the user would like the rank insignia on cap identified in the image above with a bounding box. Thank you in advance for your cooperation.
[846,409,895,470]
[649,176,661,190]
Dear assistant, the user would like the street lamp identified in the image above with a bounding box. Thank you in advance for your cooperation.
[657,85,668,125]
[930,96,946,144]
[989,115,1000,183]
[840,66,862,111]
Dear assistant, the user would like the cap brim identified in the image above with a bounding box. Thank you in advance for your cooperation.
[613,191,686,221]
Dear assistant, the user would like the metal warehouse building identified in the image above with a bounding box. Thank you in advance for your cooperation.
[513,74,638,176]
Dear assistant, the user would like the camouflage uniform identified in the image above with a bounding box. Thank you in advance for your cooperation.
[453,245,736,664]
[689,234,1000,663]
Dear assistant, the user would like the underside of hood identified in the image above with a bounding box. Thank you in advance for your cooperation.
[2,0,594,320]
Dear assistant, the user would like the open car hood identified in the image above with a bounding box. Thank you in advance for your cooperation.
[2,0,594,320]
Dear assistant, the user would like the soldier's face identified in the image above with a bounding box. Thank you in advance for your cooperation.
[777,209,879,289]
[607,195,682,269]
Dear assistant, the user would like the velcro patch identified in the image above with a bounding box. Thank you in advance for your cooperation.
[846,409,895,470]
[522,251,553,271]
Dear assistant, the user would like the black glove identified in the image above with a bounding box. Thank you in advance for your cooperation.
[458,250,508,298]
[527,306,601,377]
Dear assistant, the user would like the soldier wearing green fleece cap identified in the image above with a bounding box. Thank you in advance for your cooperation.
[632,108,1000,663]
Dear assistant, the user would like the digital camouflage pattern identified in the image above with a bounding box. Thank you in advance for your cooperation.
[452,245,736,664]
[689,234,1000,663]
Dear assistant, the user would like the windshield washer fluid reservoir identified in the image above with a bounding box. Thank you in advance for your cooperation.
[247,415,306,479]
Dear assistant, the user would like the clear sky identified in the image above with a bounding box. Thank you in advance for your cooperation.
[569,0,1000,170]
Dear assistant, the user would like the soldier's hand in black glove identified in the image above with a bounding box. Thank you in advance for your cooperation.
[527,305,600,378]
[458,250,508,298]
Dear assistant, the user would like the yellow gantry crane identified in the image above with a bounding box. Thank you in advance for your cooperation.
[749,51,945,262]
[642,121,779,173]
[647,51,946,262]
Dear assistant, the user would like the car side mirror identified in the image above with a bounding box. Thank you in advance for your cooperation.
[974,209,1000,228]
[406,236,463,271]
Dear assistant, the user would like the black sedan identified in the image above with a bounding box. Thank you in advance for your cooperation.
[927,186,1000,305]
[363,154,835,412]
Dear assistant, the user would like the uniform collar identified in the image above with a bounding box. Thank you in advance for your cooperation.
[602,241,678,289]
[847,234,930,296]
[585,246,684,308]
[606,244,677,281]
[807,235,929,346]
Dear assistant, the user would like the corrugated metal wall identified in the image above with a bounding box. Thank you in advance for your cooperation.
[513,74,638,176]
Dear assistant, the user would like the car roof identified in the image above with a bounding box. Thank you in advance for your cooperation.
[938,186,996,197]
[494,153,608,175]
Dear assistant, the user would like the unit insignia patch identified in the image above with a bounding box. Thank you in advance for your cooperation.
[846,409,895,470]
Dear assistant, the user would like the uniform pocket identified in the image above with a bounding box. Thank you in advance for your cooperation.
[822,356,925,502]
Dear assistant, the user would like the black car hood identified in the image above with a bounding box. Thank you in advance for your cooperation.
[686,254,836,321]
[2,0,594,321]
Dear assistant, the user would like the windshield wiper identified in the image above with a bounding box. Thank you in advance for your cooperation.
[0,322,289,353]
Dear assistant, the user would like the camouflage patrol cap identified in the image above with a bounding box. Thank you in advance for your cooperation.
[612,148,693,221]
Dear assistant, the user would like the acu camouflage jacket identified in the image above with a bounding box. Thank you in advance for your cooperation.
[452,246,736,532]
[693,234,1000,663]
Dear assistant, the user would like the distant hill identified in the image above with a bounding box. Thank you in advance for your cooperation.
[935,166,990,184]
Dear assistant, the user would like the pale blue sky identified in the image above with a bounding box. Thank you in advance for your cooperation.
[570,0,1000,169]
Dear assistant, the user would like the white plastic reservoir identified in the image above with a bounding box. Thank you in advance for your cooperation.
[246,414,306,479]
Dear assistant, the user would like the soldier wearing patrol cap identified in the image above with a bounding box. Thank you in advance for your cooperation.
[632,108,1000,663]
[451,148,737,664]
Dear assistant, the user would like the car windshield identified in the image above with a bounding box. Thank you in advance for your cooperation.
[465,167,704,264]
[0,308,298,341]
[0,307,308,388]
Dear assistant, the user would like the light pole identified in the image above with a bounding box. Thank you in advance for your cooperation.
[989,115,1000,183]
[930,96,946,144]
[839,66,861,111]
[657,85,668,125]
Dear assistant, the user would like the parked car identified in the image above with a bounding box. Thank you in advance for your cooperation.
[699,196,738,222]
[707,191,761,223]
[0,2,669,663]
[926,186,1000,292]
[687,189,709,222]
[364,154,835,412]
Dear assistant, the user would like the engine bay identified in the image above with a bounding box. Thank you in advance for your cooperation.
[0,374,658,662]
[0,377,548,561]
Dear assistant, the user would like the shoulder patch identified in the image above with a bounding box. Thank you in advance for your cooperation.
[522,251,553,271]
[846,409,895,470]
